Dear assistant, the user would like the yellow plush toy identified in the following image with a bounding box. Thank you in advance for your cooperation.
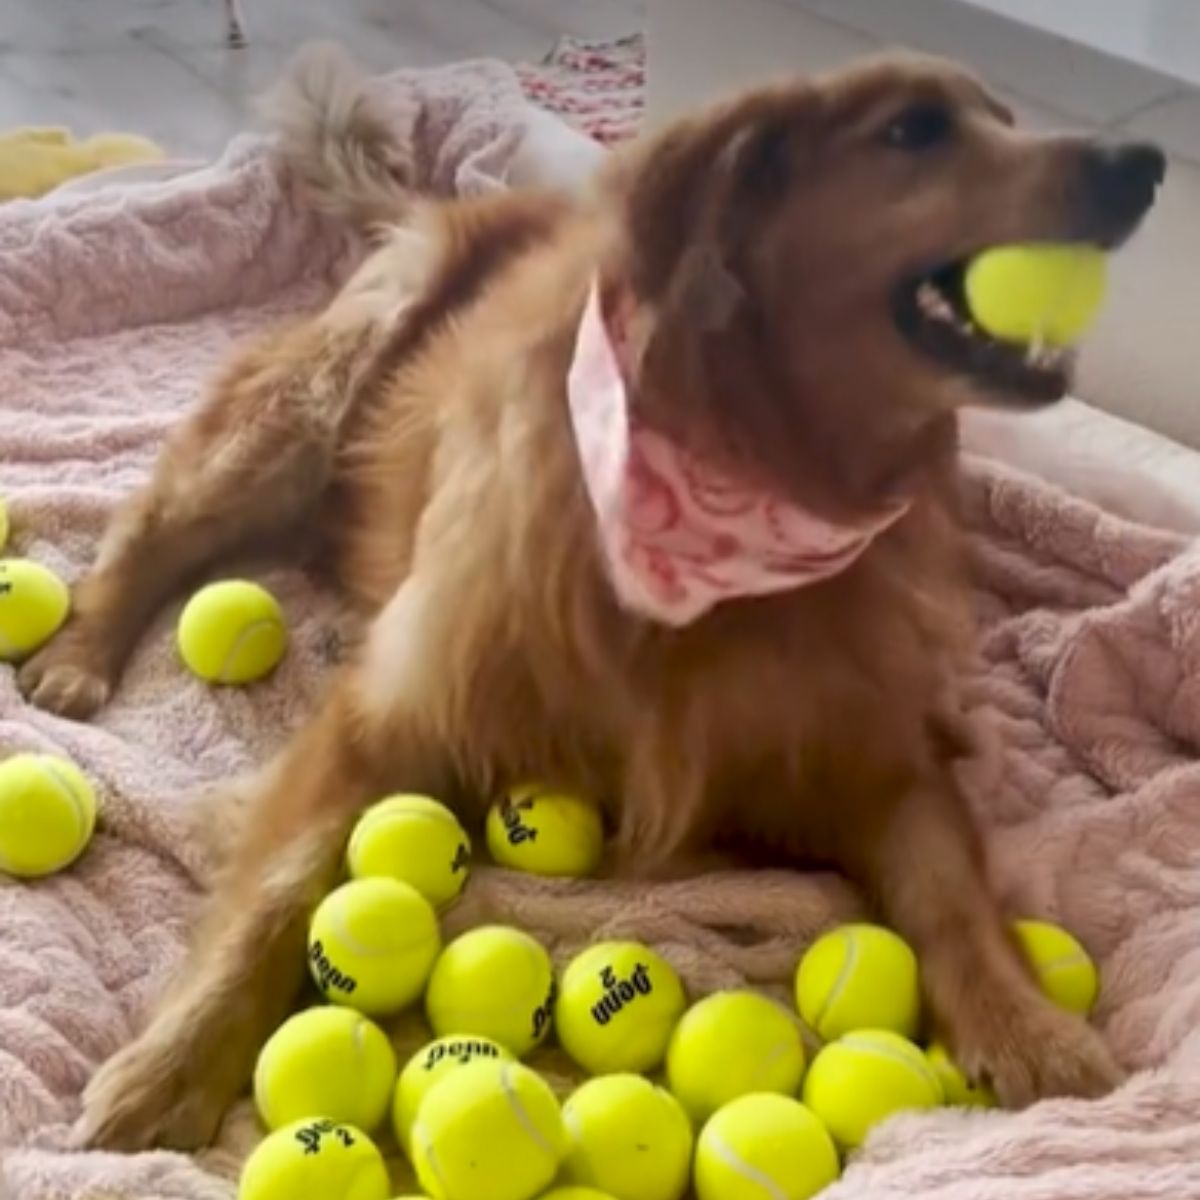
[0,127,164,201]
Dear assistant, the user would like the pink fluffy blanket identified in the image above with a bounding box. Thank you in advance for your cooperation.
[3,57,1200,1200]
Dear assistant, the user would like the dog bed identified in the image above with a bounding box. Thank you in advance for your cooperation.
[2,45,1199,1200]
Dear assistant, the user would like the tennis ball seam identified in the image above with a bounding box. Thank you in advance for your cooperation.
[38,757,92,842]
[329,900,394,960]
[500,1062,558,1160]
[839,1034,941,1096]
[355,805,461,842]
[328,892,433,958]
[704,1130,789,1200]
[0,756,94,874]
[216,615,283,683]
[1037,951,1089,971]
[349,808,464,866]
[352,1018,369,1061]
[562,1106,599,1186]
[810,930,860,1035]
[414,1126,449,1200]
[752,1038,799,1086]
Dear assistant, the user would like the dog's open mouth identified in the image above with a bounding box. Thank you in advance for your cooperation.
[892,262,1076,404]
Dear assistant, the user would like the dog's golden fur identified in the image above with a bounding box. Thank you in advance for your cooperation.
[20,46,1162,1149]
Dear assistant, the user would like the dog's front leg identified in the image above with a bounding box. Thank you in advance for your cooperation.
[77,578,455,1151]
[836,764,1123,1106]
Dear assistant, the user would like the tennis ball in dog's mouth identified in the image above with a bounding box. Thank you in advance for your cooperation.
[964,243,1108,346]
[177,579,287,684]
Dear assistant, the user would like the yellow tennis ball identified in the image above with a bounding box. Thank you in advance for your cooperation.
[238,1118,391,1200]
[308,878,441,1016]
[555,941,686,1074]
[964,243,1108,346]
[1014,918,1099,1015]
[0,559,70,662]
[177,580,287,684]
[348,794,471,908]
[541,1191,619,1200]
[425,926,556,1057]
[411,1058,567,1200]
[485,783,604,878]
[666,990,805,1123]
[802,1029,943,1150]
[924,1042,996,1108]
[253,1006,397,1133]
[694,1094,839,1200]
[794,922,920,1040]
[562,1074,693,1200]
[392,1034,513,1154]
[0,753,97,878]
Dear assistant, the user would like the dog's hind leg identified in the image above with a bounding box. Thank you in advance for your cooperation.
[19,231,432,719]
[17,327,343,717]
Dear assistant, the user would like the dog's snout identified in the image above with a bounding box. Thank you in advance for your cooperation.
[1080,141,1166,238]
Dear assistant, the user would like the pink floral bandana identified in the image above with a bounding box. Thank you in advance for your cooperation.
[567,282,911,625]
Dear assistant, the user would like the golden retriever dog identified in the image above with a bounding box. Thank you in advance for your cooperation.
[20,46,1163,1149]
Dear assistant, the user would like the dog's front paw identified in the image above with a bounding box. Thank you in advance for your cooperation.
[18,637,113,719]
[954,998,1124,1108]
[76,1033,230,1152]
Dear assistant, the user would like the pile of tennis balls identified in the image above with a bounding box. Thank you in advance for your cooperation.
[0,502,1106,1200]
[239,783,1102,1200]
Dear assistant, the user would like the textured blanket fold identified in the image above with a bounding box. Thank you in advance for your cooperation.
[2,53,1200,1200]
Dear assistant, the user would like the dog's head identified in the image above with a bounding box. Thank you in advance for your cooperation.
[600,54,1164,510]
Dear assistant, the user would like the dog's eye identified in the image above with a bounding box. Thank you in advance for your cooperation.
[882,104,953,151]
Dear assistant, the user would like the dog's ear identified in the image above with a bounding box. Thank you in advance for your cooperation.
[608,85,816,316]
[719,113,798,206]
[668,241,744,332]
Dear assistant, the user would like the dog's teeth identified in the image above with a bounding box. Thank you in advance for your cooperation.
[918,283,944,316]
[1023,339,1068,370]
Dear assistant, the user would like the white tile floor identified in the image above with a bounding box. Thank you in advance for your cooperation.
[0,0,644,157]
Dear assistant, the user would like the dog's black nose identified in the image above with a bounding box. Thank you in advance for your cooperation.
[1081,141,1166,234]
